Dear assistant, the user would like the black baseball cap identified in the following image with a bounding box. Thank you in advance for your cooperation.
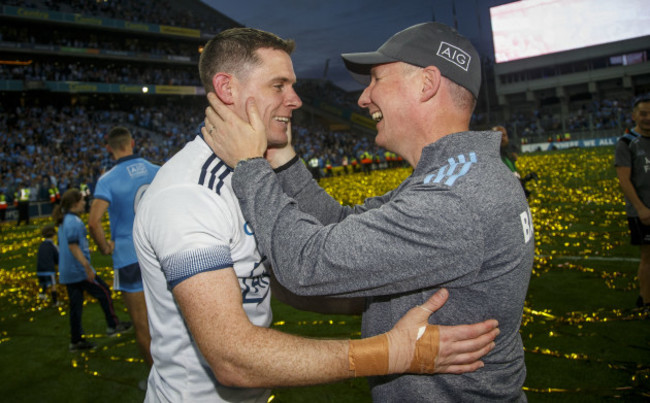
[341,22,481,98]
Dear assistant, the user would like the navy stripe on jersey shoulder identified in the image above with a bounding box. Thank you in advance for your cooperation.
[198,155,233,195]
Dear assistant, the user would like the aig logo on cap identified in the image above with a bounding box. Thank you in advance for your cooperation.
[436,41,471,71]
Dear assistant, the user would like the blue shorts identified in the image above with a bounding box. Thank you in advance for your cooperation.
[113,263,144,293]
[628,217,650,245]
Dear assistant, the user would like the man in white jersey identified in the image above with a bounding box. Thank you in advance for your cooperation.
[133,27,499,402]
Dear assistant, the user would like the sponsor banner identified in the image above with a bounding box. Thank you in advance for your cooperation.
[0,80,24,91]
[320,103,344,117]
[154,85,199,95]
[350,113,377,130]
[67,82,100,93]
[160,25,200,38]
[0,41,19,48]
[2,6,202,38]
[123,21,154,32]
[119,84,146,94]
[61,46,91,54]
[73,14,102,25]
[167,55,192,62]
[5,6,52,21]
[34,44,55,51]
[521,137,618,152]
[0,78,203,96]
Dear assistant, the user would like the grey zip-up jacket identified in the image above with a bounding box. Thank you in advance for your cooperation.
[231,130,533,402]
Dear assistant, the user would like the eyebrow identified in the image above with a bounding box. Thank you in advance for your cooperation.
[269,76,295,84]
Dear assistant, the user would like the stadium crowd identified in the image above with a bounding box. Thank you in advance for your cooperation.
[0,0,645,207]
[2,0,229,34]
[0,61,199,86]
[505,96,641,142]
[0,101,393,207]
[1,89,645,208]
[0,23,201,60]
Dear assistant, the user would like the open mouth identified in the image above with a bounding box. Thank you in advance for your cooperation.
[371,111,383,122]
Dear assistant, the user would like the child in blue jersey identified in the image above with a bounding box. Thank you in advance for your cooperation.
[36,224,59,306]
[53,188,131,352]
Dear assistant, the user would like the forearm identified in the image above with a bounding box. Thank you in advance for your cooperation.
[232,159,479,297]
[68,244,92,277]
[175,270,352,387]
[210,324,352,388]
[88,223,111,254]
[617,168,649,213]
[207,291,489,387]
[88,199,112,254]
[274,156,353,225]
[622,183,647,212]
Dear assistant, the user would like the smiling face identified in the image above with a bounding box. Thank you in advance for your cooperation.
[357,62,420,153]
[234,48,302,147]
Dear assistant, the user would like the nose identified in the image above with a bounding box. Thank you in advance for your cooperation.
[286,87,303,110]
[357,86,371,109]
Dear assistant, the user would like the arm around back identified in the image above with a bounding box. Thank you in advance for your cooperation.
[173,270,499,388]
[172,267,352,387]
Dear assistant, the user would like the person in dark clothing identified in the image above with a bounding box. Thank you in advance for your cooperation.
[16,182,31,226]
[36,224,59,306]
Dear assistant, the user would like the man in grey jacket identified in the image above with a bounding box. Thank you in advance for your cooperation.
[204,22,533,402]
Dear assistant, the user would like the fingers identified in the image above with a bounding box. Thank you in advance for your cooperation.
[440,319,499,342]
[245,97,264,134]
[206,92,228,120]
[393,289,451,331]
[439,361,485,375]
[204,103,221,135]
[442,326,499,357]
[434,323,499,374]
[286,120,293,144]
[435,338,495,374]
[420,288,449,313]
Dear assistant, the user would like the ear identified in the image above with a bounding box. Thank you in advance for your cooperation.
[212,73,235,105]
[420,66,441,102]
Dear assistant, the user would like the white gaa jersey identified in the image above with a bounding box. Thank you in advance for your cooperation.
[134,135,271,403]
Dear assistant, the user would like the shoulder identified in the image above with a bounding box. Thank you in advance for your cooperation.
[98,164,119,182]
[618,131,640,146]
[62,214,82,232]
[142,158,160,170]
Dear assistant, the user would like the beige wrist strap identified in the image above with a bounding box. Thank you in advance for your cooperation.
[408,325,439,373]
[348,334,389,377]
[348,325,440,377]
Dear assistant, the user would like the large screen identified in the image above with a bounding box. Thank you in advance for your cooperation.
[490,0,650,63]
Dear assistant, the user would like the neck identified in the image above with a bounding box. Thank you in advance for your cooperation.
[409,125,469,167]
[113,149,134,160]
[634,125,650,137]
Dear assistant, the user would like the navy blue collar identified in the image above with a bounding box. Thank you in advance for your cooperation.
[115,154,140,165]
